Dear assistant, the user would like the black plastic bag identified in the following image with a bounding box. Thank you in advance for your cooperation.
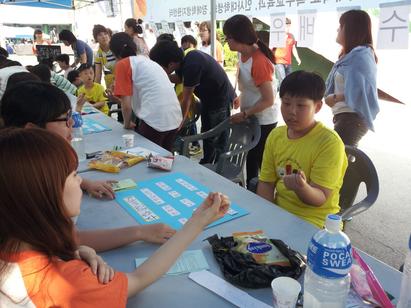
[206,234,306,289]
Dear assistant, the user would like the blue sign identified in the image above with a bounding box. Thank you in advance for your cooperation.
[116,172,249,230]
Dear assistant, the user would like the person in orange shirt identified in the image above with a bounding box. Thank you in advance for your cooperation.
[223,14,278,186]
[0,128,229,307]
[274,18,301,86]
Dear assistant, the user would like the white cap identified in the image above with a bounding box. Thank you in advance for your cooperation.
[325,214,341,232]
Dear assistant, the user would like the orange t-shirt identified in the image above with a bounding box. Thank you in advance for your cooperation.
[247,49,274,86]
[1,251,128,307]
[274,33,296,65]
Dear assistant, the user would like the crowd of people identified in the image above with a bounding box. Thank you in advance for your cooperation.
[0,10,379,306]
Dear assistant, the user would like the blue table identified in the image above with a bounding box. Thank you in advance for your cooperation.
[77,155,402,307]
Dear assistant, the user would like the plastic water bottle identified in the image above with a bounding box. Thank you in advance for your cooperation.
[71,112,86,162]
[397,234,411,308]
[303,214,352,308]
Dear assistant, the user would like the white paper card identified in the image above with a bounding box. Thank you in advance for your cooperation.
[189,270,272,308]
[377,4,410,49]
[298,11,317,48]
[121,146,159,157]
[135,250,209,275]
[269,14,286,48]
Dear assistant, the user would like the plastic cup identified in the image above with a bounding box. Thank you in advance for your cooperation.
[271,277,301,308]
[122,134,135,148]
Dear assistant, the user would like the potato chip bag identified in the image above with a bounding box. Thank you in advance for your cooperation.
[233,230,290,266]
[88,151,145,173]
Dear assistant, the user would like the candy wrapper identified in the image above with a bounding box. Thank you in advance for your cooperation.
[147,154,174,171]
[88,151,145,173]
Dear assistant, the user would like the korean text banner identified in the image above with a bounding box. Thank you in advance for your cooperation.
[143,0,403,21]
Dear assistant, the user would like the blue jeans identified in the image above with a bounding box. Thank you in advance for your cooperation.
[200,106,230,164]
[275,64,292,87]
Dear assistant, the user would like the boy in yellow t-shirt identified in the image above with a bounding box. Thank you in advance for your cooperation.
[258,71,347,228]
[76,64,109,115]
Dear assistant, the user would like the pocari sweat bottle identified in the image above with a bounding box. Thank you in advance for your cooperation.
[397,234,411,308]
[304,214,352,308]
[71,112,86,162]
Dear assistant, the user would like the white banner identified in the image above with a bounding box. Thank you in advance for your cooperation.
[377,3,410,49]
[297,10,316,48]
[144,0,404,22]
[269,13,286,48]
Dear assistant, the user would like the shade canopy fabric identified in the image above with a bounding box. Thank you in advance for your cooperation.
[0,0,72,9]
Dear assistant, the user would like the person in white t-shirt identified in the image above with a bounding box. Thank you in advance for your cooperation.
[110,32,182,151]
[223,14,279,186]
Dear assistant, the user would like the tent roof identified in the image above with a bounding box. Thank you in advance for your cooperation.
[0,0,72,9]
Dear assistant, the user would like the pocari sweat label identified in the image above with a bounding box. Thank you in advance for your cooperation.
[307,238,352,279]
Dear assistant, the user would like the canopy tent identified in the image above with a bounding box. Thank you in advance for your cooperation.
[0,0,116,10]
[0,0,73,9]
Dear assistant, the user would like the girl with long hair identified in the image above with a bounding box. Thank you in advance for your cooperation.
[1,81,178,251]
[124,18,150,56]
[198,21,224,66]
[324,10,379,146]
[223,14,278,186]
[0,128,229,306]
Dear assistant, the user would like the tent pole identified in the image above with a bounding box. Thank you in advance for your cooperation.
[210,0,216,58]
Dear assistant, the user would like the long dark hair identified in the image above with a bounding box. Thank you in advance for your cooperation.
[0,128,78,282]
[33,29,43,40]
[59,29,77,44]
[339,10,377,62]
[223,14,275,64]
[125,18,143,35]
[109,32,137,59]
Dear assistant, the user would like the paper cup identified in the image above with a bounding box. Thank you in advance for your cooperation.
[122,134,135,148]
[271,277,301,308]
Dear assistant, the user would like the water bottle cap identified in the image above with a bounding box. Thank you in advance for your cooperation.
[325,214,341,232]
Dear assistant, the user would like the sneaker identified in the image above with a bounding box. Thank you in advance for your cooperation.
[189,145,203,156]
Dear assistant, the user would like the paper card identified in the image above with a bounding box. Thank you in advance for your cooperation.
[298,10,317,48]
[112,179,137,191]
[189,270,272,308]
[377,4,410,49]
[135,250,209,275]
[121,146,159,157]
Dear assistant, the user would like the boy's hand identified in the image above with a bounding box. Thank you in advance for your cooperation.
[283,170,307,192]
[76,93,86,112]
[105,89,122,104]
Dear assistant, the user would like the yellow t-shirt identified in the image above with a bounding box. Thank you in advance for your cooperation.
[259,122,348,228]
[78,83,109,115]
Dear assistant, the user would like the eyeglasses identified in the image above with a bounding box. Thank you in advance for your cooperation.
[49,109,73,128]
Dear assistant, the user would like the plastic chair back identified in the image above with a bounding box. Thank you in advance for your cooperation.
[340,146,379,221]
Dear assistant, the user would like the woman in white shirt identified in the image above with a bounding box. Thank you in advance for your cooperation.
[223,14,278,186]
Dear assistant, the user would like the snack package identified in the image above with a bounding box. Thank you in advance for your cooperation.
[88,151,145,173]
[147,154,174,171]
[233,230,290,266]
